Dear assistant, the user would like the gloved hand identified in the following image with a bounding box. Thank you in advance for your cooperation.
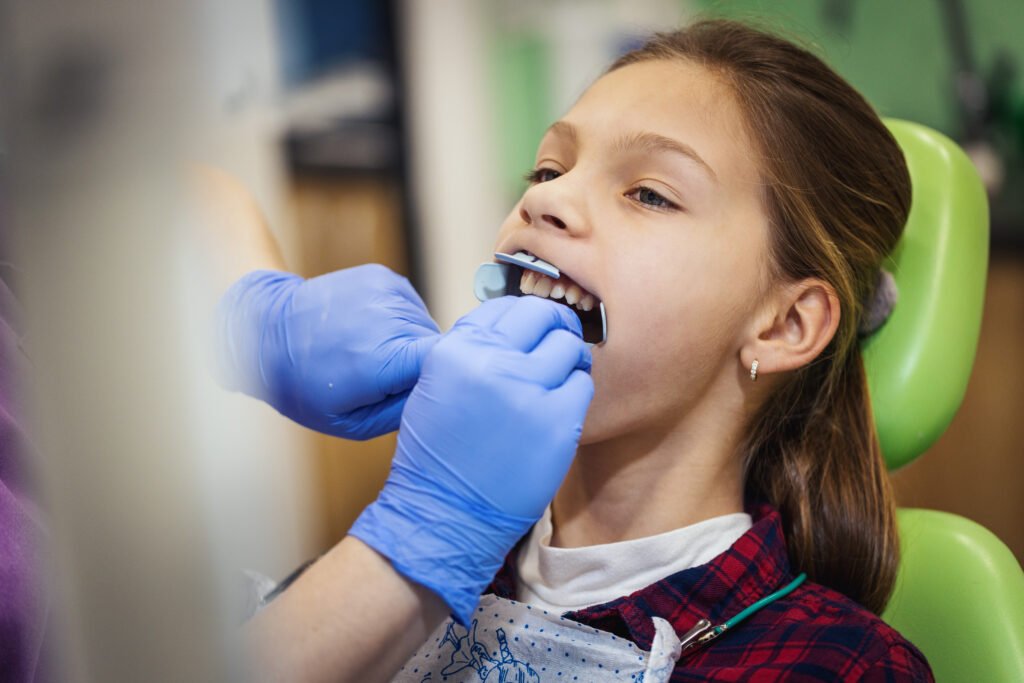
[216,264,440,440]
[349,295,594,625]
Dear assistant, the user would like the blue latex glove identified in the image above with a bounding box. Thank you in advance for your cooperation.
[216,265,440,440]
[349,295,594,625]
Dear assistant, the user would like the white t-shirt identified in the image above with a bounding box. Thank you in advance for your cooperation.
[514,506,753,613]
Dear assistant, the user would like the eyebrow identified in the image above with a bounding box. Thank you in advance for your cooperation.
[545,120,718,183]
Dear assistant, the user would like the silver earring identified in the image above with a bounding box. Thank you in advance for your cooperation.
[750,359,759,382]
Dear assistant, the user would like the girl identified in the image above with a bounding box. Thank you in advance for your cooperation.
[399,18,931,682]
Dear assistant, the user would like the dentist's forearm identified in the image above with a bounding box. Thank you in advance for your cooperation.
[190,164,288,299]
[242,535,447,683]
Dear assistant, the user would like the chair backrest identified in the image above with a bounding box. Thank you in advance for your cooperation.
[883,509,1024,681]
[866,121,1024,680]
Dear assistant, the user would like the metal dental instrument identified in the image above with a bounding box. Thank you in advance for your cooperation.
[472,251,561,301]
[473,251,607,346]
[495,250,560,279]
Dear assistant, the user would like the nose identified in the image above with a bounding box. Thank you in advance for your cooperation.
[518,176,586,236]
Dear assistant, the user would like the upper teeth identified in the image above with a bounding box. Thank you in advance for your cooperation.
[520,271,597,311]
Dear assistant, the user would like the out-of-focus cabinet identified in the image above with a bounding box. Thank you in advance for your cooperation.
[291,174,410,547]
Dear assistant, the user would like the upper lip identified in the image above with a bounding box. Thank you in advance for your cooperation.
[495,239,602,303]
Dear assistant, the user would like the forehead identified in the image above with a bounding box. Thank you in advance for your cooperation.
[554,59,759,192]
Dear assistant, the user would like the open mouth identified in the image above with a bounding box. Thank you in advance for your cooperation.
[474,250,606,345]
[514,267,605,344]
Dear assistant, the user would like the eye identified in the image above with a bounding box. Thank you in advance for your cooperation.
[626,185,680,211]
[524,167,562,184]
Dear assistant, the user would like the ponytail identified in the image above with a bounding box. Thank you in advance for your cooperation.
[742,347,898,614]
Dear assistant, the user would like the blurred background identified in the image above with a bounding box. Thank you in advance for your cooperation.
[1,0,1021,679]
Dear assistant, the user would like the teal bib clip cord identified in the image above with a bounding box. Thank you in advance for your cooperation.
[679,572,808,656]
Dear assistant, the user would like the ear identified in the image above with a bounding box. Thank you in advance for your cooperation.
[741,278,841,378]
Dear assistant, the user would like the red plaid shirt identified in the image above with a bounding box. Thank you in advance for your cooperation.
[486,502,933,682]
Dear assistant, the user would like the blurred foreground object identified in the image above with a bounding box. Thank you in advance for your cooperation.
[1,0,320,680]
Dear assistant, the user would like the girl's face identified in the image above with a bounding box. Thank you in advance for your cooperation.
[494,59,771,444]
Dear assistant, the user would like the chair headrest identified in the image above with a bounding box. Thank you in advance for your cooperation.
[863,120,989,470]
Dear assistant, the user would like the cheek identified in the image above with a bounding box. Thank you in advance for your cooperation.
[578,305,709,443]
[579,252,755,442]
[608,252,738,360]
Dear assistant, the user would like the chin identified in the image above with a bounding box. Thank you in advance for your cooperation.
[576,364,680,448]
[577,397,631,446]
[577,353,621,445]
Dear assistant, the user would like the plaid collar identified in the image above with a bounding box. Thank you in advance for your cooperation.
[486,501,793,651]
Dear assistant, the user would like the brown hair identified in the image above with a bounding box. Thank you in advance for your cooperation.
[610,19,910,614]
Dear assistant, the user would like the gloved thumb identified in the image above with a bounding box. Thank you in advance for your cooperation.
[377,333,441,397]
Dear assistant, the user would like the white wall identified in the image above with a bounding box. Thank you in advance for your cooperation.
[399,0,507,329]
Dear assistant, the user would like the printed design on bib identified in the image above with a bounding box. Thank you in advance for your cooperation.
[425,619,540,683]
[396,595,673,683]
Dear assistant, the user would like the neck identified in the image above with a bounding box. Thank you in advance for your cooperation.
[550,396,747,549]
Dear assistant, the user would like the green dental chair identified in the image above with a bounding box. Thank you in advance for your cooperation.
[867,120,1024,681]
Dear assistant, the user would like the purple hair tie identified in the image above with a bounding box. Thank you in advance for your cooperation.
[858,267,898,337]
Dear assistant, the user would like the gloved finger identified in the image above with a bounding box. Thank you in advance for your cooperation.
[377,333,441,397]
[507,328,592,388]
[490,296,584,352]
[384,270,436,324]
[350,262,411,298]
[348,264,435,324]
[328,390,410,441]
[451,296,520,332]
[550,367,596,424]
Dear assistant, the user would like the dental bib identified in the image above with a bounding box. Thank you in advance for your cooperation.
[392,594,682,682]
